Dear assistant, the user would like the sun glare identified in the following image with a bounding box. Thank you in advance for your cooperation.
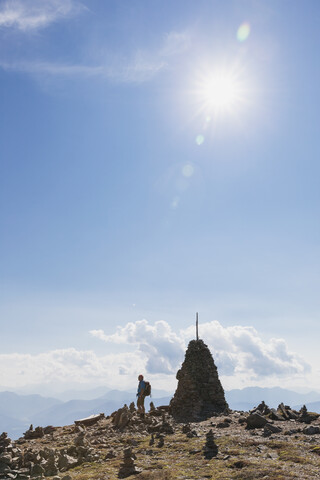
[192,61,252,123]
[203,76,237,109]
[199,70,241,114]
[191,62,252,145]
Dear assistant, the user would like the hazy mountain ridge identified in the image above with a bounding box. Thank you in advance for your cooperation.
[1,386,320,440]
[225,386,320,411]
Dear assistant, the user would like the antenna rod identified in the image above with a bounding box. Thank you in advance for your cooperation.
[196,312,199,341]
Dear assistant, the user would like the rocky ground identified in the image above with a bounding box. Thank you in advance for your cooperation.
[1,401,320,479]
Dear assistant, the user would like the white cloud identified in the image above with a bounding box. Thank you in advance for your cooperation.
[182,321,310,379]
[0,29,190,84]
[91,319,185,374]
[92,319,310,382]
[159,32,191,57]
[0,348,144,389]
[0,319,311,392]
[0,55,165,84]
[0,0,84,31]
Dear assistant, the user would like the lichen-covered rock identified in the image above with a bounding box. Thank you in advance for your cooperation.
[303,425,320,435]
[263,423,282,437]
[31,462,45,477]
[170,339,228,422]
[245,413,268,430]
[57,452,78,470]
[43,449,58,476]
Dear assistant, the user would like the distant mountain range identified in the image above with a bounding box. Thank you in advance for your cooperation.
[1,386,319,440]
[224,386,320,411]
[0,389,171,439]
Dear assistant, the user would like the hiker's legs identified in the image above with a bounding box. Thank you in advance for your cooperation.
[137,394,145,414]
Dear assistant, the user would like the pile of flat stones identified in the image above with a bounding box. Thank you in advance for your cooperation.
[111,404,175,435]
[118,447,141,478]
[203,429,218,459]
[170,339,229,422]
[0,428,99,480]
[244,401,320,436]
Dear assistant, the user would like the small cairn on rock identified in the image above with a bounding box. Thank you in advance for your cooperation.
[23,424,44,439]
[252,401,271,416]
[74,429,86,447]
[276,403,298,421]
[159,412,174,434]
[170,322,228,422]
[203,430,218,459]
[182,423,197,438]
[157,434,165,448]
[182,424,191,434]
[298,405,319,424]
[112,405,132,430]
[118,447,141,478]
[0,432,13,478]
[45,448,59,477]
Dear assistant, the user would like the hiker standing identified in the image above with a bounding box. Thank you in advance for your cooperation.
[137,374,146,415]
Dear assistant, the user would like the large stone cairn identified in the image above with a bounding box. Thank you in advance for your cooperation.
[170,339,228,422]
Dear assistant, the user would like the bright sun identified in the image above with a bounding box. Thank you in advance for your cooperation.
[196,67,244,115]
[202,75,237,109]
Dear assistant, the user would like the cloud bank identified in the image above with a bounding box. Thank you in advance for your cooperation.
[0,348,143,389]
[0,320,310,391]
[91,320,185,375]
[91,320,310,380]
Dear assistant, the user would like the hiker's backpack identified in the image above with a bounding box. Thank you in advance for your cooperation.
[144,381,151,396]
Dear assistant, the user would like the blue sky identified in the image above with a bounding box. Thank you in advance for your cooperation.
[1,0,320,394]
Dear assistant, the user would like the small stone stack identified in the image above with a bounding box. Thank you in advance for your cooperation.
[0,432,12,478]
[44,449,59,476]
[112,405,131,429]
[170,339,228,422]
[23,424,44,439]
[203,430,218,459]
[118,447,141,478]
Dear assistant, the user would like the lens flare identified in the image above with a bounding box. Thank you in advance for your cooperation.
[182,164,194,177]
[171,196,180,209]
[196,134,204,145]
[237,22,250,42]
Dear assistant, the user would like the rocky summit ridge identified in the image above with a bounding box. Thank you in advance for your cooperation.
[0,399,320,479]
[1,340,320,479]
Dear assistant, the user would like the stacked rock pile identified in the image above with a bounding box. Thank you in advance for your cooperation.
[0,427,99,479]
[170,339,229,422]
[248,401,319,425]
[118,447,141,478]
[111,404,175,435]
[244,401,320,437]
[203,430,218,459]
